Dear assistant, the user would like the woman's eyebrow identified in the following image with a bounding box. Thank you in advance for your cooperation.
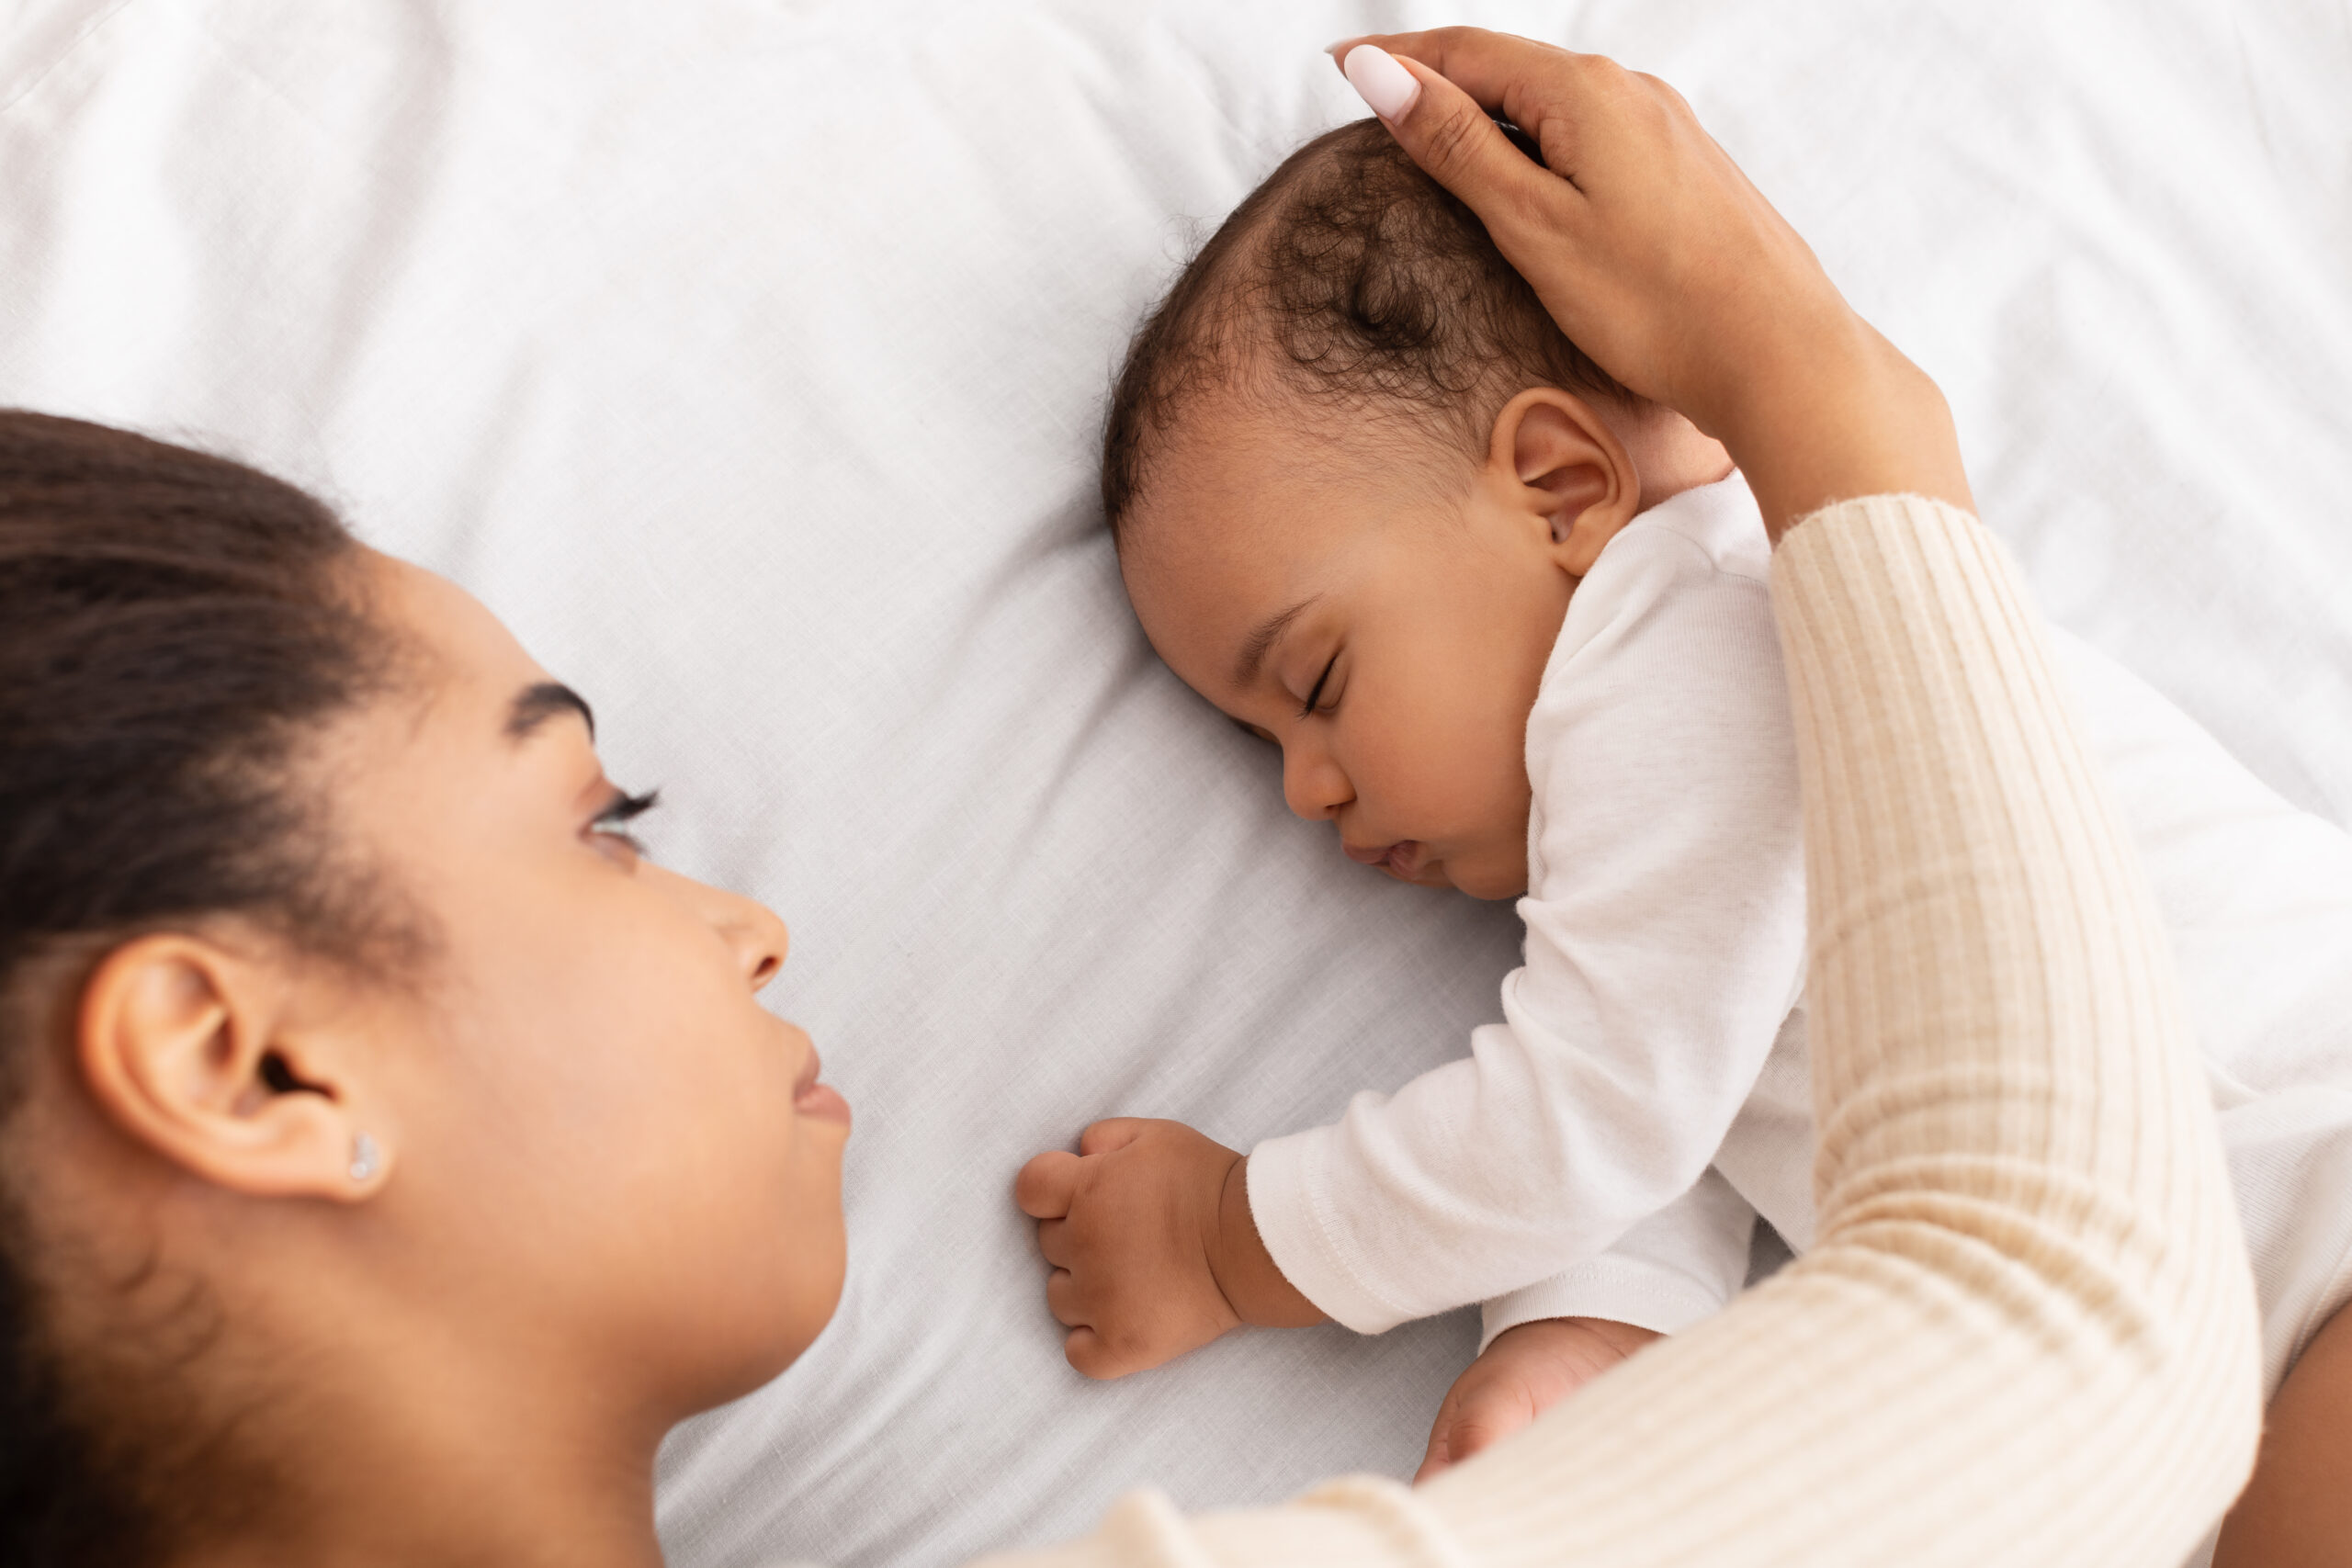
[504,681,595,742]
[1233,596,1319,688]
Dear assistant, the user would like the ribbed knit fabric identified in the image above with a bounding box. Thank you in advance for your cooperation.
[974,496,2261,1568]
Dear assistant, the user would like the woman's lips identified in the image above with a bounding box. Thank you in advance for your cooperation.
[792,1043,852,1127]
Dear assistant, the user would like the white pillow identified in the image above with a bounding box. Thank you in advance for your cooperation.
[1,3,2344,1564]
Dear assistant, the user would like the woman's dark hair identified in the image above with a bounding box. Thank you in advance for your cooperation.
[1101,117,1630,540]
[0,410,396,1565]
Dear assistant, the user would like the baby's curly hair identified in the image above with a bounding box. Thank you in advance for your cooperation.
[1102,117,1629,541]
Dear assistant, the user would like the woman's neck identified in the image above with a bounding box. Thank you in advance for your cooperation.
[155,1241,674,1568]
[171,1392,668,1568]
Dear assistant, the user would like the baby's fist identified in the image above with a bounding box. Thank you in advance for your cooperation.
[1015,1118,1246,1379]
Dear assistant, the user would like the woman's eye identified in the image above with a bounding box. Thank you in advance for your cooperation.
[590,787,661,860]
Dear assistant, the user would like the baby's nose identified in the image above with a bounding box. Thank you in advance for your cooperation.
[1281,747,1351,820]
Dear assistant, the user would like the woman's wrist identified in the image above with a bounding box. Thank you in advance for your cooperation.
[1713,320,1974,540]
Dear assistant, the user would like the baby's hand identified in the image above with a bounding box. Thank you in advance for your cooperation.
[1015,1118,1321,1378]
[1416,1316,1662,1482]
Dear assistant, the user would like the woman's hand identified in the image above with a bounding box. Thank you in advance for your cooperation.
[1416,1317,1660,1483]
[1333,29,1973,536]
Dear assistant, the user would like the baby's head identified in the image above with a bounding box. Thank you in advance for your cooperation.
[1105,119,1729,899]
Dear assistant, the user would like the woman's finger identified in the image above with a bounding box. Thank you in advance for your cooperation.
[1336,44,1564,258]
[1347,31,1545,113]
[1341,29,1608,176]
[1015,1150,1080,1217]
[1337,28,1571,118]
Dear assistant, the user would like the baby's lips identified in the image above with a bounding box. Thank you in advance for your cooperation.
[1343,839,1427,877]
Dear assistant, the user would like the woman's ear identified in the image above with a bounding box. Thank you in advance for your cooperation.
[1485,387,1642,577]
[73,932,392,1201]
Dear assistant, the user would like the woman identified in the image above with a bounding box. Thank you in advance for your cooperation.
[0,28,2262,1568]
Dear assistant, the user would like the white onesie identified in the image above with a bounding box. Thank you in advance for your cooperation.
[1245,473,2352,1401]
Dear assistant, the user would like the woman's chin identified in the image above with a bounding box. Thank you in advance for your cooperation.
[697,1234,849,1407]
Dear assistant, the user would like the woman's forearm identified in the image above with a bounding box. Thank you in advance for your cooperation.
[1719,322,1976,542]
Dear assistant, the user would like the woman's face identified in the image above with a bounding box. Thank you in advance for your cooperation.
[338,550,850,1416]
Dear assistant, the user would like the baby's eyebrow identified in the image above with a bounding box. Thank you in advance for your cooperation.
[1233,595,1319,689]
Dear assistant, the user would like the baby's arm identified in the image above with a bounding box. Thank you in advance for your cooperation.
[1476,1168,1755,1350]
[1014,1119,1323,1378]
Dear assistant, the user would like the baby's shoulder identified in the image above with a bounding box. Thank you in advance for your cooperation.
[1550,478,1776,664]
[1594,475,1774,593]
[1530,475,1789,770]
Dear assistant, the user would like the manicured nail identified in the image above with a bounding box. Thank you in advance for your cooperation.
[1342,44,1419,120]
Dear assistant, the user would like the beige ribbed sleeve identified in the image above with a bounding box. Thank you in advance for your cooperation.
[976,496,2263,1568]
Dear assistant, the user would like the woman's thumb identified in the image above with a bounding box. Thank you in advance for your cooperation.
[1338,45,1552,237]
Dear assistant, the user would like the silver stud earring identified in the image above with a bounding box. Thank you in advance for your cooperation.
[349,1132,381,1184]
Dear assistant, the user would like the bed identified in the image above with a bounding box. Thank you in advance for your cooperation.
[3,2,2346,1563]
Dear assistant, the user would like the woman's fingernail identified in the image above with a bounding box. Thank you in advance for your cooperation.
[1342,44,1419,120]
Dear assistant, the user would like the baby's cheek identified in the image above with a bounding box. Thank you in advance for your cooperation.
[1459,837,1533,901]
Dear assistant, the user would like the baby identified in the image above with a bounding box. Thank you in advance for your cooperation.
[1016,115,2352,1500]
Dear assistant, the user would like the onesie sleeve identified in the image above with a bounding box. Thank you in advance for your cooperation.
[1476,1168,1755,1349]
[1248,523,1806,1333]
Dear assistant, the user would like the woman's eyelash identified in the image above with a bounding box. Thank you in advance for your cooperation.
[1299,655,1339,718]
[593,787,662,848]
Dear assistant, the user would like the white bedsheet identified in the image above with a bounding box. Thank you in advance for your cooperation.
[1,3,2345,1564]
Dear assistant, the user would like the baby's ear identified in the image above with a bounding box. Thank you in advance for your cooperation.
[1488,389,1640,576]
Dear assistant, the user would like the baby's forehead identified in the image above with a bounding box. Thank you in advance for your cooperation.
[1123,410,1464,595]
[1153,383,1469,508]
[1160,372,1450,471]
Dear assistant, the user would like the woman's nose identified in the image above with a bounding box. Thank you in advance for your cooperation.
[662,867,790,990]
[724,895,790,990]
[1282,741,1352,821]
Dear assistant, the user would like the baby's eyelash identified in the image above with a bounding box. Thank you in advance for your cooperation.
[1299,655,1338,718]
